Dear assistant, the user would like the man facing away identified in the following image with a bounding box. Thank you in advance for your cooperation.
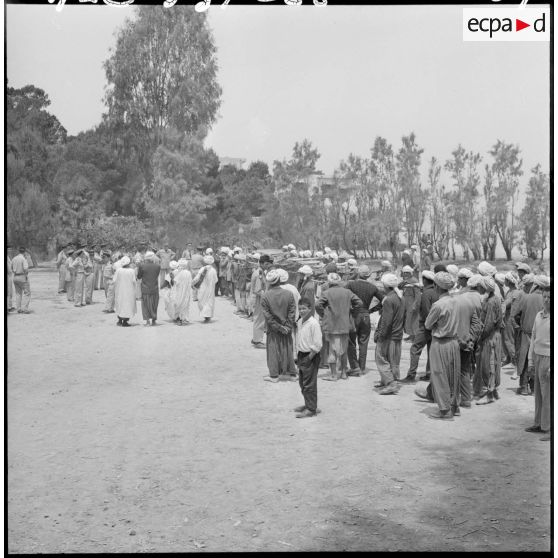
[251,254,273,349]
[137,251,161,326]
[261,269,296,383]
[11,246,31,313]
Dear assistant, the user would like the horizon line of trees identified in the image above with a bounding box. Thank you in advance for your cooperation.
[6,6,550,263]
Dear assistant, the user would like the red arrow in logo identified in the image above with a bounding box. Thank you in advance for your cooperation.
[516,18,530,31]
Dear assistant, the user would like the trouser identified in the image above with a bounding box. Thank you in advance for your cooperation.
[104,279,115,311]
[502,319,516,364]
[215,277,221,296]
[429,338,460,412]
[319,328,329,367]
[326,334,349,373]
[159,268,168,288]
[93,263,102,289]
[67,274,76,301]
[235,288,246,312]
[407,325,431,377]
[298,351,320,413]
[84,273,94,304]
[74,273,85,306]
[518,332,534,391]
[13,276,30,311]
[459,349,473,404]
[252,296,265,343]
[375,338,402,385]
[229,281,235,301]
[533,354,551,431]
[7,275,13,308]
[348,312,371,371]
[218,276,228,297]
[58,265,67,292]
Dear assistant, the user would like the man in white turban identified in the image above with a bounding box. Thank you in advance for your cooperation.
[457,268,474,290]
[260,269,297,382]
[315,272,363,381]
[373,274,405,394]
[423,272,461,419]
[163,260,179,321]
[344,258,358,281]
[375,260,392,281]
[502,271,522,369]
[315,251,324,259]
[477,261,497,277]
[188,245,206,302]
[113,256,136,326]
[192,255,218,322]
[279,268,301,375]
[400,265,420,342]
[473,273,503,405]
[173,258,192,325]
[303,250,312,258]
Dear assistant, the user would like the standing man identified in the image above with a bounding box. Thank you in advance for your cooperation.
[113,256,137,326]
[218,249,229,297]
[102,252,116,313]
[188,245,206,302]
[260,269,296,383]
[11,246,31,313]
[251,254,273,349]
[400,265,420,342]
[66,249,76,303]
[182,243,193,260]
[83,248,95,305]
[315,273,363,382]
[401,270,439,384]
[502,272,521,367]
[156,244,176,288]
[56,245,69,294]
[137,251,161,326]
[346,265,384,376]
[92,245,103,290]
[293,298,323,418]
[7,245,15,312]
[374,273,405,394]
[525,280,551,441]
[193,255,219,323]
[279,268,300,378]
[297,265,316,315]
[375,260,392,281]
[424,272,461,419]
[420,248,432,272]
[71,249,86,307]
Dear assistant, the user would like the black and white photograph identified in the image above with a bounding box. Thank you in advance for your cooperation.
[6,0,551,553]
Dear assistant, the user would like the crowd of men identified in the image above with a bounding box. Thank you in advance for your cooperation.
[7,240,551,435]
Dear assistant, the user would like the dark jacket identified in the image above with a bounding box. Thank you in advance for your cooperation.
[261,285,296,334]
[137,261,161,295]
[418,285,439,324]
[375,291,405,342]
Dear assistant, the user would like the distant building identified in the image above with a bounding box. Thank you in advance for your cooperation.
[219,157,246,170]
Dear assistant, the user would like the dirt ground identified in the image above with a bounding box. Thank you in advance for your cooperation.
[7,265,551,552]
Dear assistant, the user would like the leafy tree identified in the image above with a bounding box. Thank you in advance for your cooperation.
[519,164,550,261]
[427,157,452,260]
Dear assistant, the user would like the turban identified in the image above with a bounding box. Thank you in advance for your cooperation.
[482,276,496,293]
[380,260,392,268]
[324,247,331,254]
[457,268,474,279]
[504,271,519,286]
[266,269,280,285]
[494,273,506,285]
[298,251,305,258]
[144,250,155,259]
[227,249,234,256]
[357,265,371,278]
[327,272,342,285]
[534,275,550,289]
[298,265,313,276]
[278,269,289,283]
[402,265,414,274]
[233,254,240,260]
[290,250,298,256]
[522,273,535,285]
[177,258,189,269]
[382,273,399,289]
[478,261,496,276]
[120,256,131,267]
[203,255,214,265]
[233,246,241,253]
[315,251,324,258]
[467,274,484,288]
[446,264,459,276]
[252,253,261,259]
[303,250,312,258]
[220,246,229,253]
[288,243,296,250]
[169,260,179,270]
[205,248,213,255]
[347,258,357,267]
[282,245,288,250]
[330,253,339,261]
[515,262,532,273]
[434,271,454,291]
[422,270,435,282]
[411,244,419,250]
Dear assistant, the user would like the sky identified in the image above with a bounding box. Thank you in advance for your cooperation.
[6,3,550,185]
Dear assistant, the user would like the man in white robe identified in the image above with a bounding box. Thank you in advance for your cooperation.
[174,259,192,325]
[194,255,218,322]
[163,260,179,321]
[113,256,137,326]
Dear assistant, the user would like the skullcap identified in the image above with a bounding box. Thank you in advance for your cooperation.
[515,262,532,273]
[504,271,519,286]
[434,271,454,291]
[467,274,484,288]
[534,275,550,288]
[203,255,214,265]
[382,273,399,289]
[277,268,289,283]
[494,273,506,285]
[298,265,313,275]
[169,260,179,270]
[357,265,371,278]
[446,264,459,276]
[477,261,497,276]
[482,275,496,292]
[457,268,474,279]
[402,265,414,274]
[422,270,436,282]
[522,273,535,284]
[266,269,281,285]
[327,272,342,285]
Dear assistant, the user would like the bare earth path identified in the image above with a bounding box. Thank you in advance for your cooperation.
[8,265,550,552]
